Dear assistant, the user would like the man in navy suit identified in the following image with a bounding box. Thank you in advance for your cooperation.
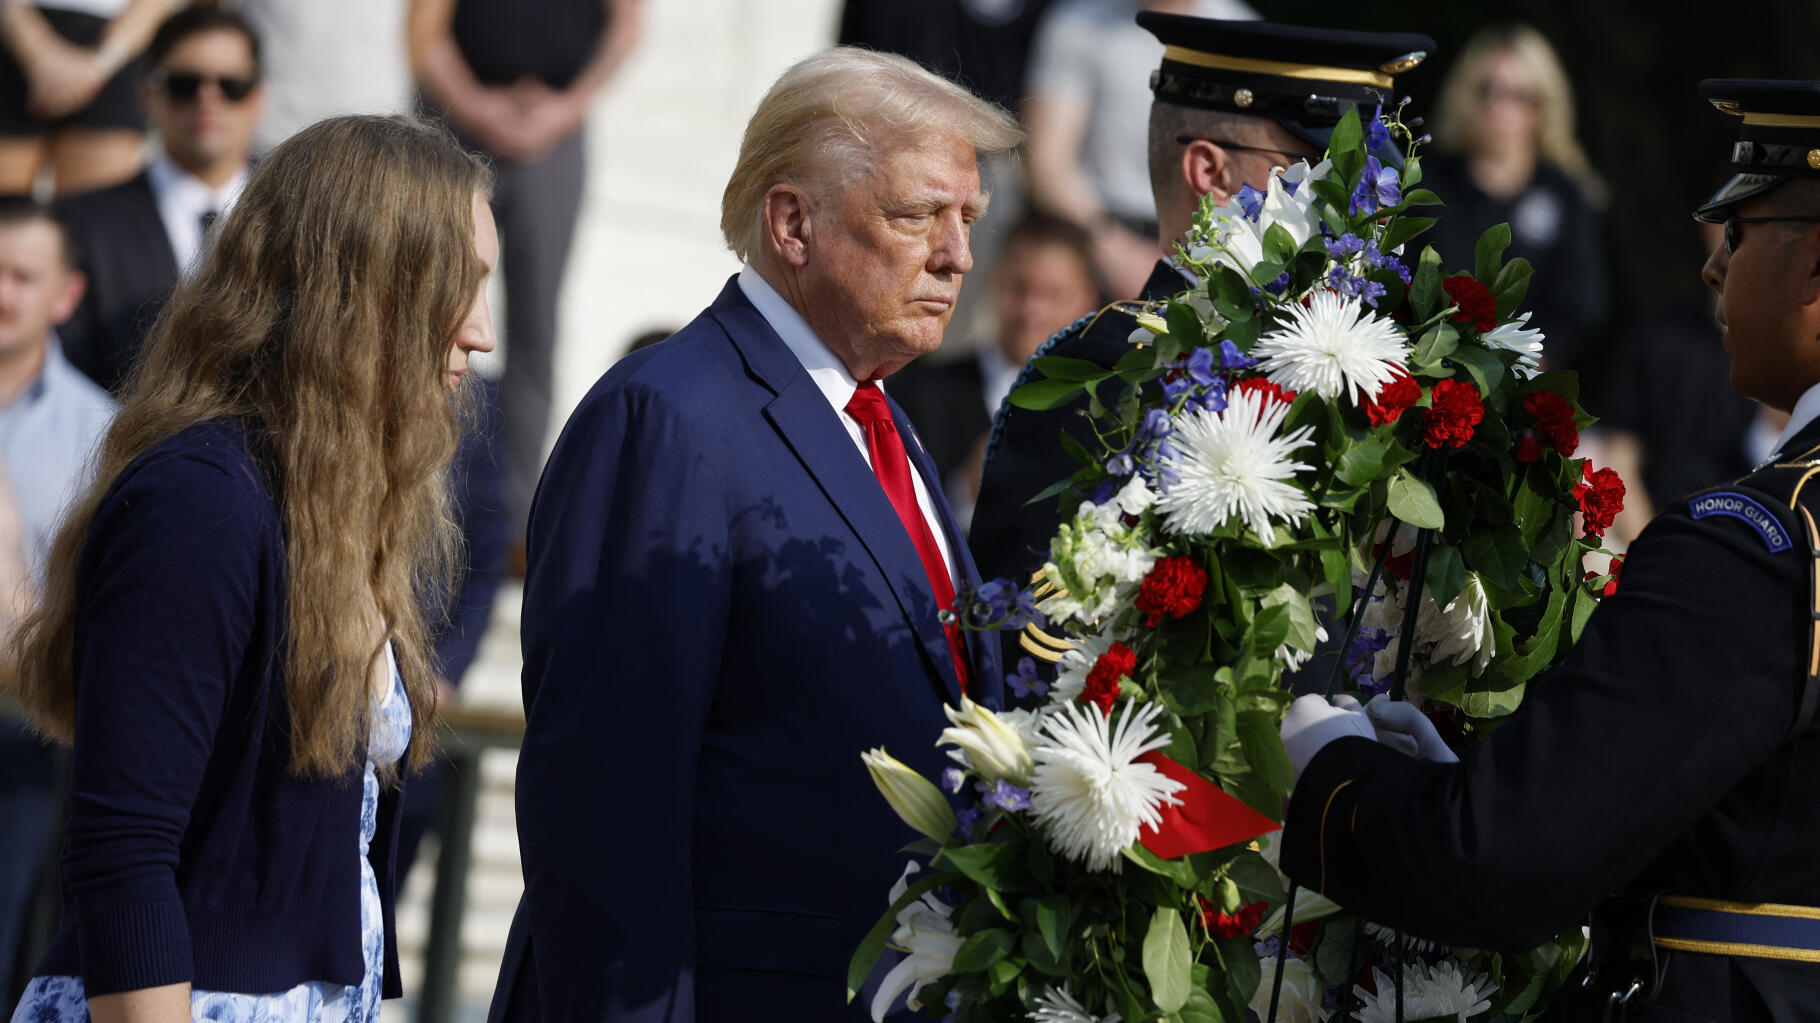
[488,47,1020,1022]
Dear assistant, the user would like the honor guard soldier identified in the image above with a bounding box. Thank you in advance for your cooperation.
[969,15,1433,590]
[1278,79,1820,1022]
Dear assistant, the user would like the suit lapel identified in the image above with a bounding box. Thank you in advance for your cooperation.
[129,173,181,281]
[711,280,964,705]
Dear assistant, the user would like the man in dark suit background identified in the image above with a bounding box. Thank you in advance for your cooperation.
[887,211,1102,527]
[969,15,1435,587]
[487,47,1018,1022]
[57,7,263,393]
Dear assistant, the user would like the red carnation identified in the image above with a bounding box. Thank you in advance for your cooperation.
[1135,556,1209,627]
[1198,897,1268,939]
[1515,433,1545,464]
[1363,369,1422,427]
[1442,276,1498,333]
[1523,391,1579,457]
[1585,554,1625,598]
[1235,377,1298,408]
[1081,642,1136,713]
[1575,464,1626,538]
[1422,378,1483,449]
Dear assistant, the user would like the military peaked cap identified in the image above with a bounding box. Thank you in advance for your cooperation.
[1696,79,1820,222]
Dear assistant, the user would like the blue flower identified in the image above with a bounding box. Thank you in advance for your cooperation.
[1326,233,1365,259]
[1364,103,1390,152]
[1218,339,1258,371]
[978,778,1033,813]
[1349,156,1402,216]
[955,806,982,835]
[960,577,1042,631]
[1358,279,1389,308]
[1236,183,1265,221]
[1261,271,1292,296]
[1105,452,1135,477]
[1008,656,1048,699]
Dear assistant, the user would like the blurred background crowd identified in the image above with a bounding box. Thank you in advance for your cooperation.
[0,0,1817,1018]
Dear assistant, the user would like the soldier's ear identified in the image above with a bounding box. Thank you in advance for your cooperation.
[1798,222,1820,308]
[1182,139,1232,205]
[761,183,814,268]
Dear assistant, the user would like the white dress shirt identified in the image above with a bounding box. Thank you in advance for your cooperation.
[146,152,249,277]
[977,344,1022,421]
[1771,380,1820,462]
[737,264,960,589]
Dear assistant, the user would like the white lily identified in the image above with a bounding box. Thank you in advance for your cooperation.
[939,696,1035,785]
[861,748,956,843]
[870,863,964,1021]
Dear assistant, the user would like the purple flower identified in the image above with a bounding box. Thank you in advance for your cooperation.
[1261,271,1292,296]
[1364,104,1390,152]
[960,577,1043,631]
[978,778,1033,813]
[1326,233,1365,259]
[1358,279,1388,308]
[1236,183,1265,221]
[942,767,966,794]
[1008,656,1048,699]
[1218,339,1258,371]
[955,806,982,835]
[1105,452,1135,477]
[1350,156,1401,216]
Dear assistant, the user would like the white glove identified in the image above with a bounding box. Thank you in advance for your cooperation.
[1280,694,1375,782]
[1365,694,1459,763]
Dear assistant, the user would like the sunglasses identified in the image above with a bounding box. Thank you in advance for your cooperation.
[1476,82,1540,107]
[1723,215,1820,255]
[1175,135,1315,166]
[155,71,259,103]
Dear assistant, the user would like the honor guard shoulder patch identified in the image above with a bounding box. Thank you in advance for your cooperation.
[1689,491,1794,553]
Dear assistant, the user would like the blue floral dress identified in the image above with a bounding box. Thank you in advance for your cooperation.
[11,647,413,1023]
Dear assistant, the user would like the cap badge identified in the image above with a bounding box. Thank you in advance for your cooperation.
[1809,149,1820,170]
[1378,51,1427,75]
[1233,87,1254,108]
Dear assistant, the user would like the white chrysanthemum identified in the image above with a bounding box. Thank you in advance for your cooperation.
[1362,920,1440,955]
[1028,984,1123,1023]
[1028,701,1185,872]
[1422,573,1496,676]
[1276,623,1330,671]
[1483,310,1545,378]
[1252,290,1410,402]
[869,863,963,1021]
[1248,954,1330,1023]
[1353,958,1493,1023]
[1156,389,1315,544]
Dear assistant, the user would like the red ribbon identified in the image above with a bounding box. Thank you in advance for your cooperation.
[1135,752,1281,859]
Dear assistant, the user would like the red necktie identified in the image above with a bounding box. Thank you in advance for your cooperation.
[845,383,971,696]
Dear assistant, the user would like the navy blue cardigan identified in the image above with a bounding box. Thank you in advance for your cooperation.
[33,419,405,997]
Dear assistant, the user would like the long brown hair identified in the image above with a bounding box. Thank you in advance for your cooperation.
[11,115,491,777]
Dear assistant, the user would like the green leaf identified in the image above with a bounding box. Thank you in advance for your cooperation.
[1447,343,1506,399]
[1492,257,1534,317]
[1034,895,1075,961]
[1571,580,1600,643]
[1263,222,1298,265]
[1008,377,1086,411]
[1238,709,1294,800]
[1211,267,1255,324]
[1326,107,1363,161]
[1335,434,1391,487]
[1033,355,1113,382]
[1143,906,1193,1012]
[1462,677,1527,718]
[1246,602,1291,654]
[1387,471,1445,530]
[1411,320,1459,367]
[1227,849,1287,904]
[1463,525,1527,590]
[1402,153,1423,187]
[1123,843,1202,888]
[1408,245,1444,320]
[938,840,1030,891]
[1022,473,1083,511]
[1424,544,1466,609]
[1219,934,1263,1010]
[1261,583,1319,653]
[1166,299,1207,346]
[1401,186,1442,206]
[1474,222,1512,283]
[1313,917,1358,984]
[845,869,962,1000]
[950,928,1016,973]
[1381,215,1438,254]
[1113,345,1157,375]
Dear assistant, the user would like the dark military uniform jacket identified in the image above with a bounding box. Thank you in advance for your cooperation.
[968,260,1185,586]
[1282,416,1820,1021]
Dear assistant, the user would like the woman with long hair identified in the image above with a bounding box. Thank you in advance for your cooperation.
[1423,23,1611,374]
[6,113,495,1022]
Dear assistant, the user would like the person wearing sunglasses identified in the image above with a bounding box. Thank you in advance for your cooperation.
[53,6,263,396]
[1420,23,1611,376]
[1279,79,1820,1021]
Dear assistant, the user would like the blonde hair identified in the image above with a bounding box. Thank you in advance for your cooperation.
[1433,24,1606,206]
[11,115,490,778]
[720,46,1023,262]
